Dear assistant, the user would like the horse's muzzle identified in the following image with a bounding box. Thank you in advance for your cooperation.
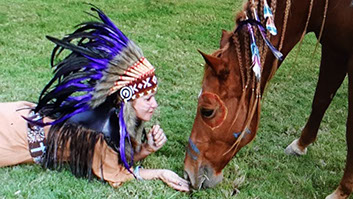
[184,164,223,189]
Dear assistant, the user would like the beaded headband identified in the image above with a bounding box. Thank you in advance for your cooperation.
[110,57,158,101]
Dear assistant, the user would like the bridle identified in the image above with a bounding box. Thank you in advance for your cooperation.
[222,14,283,156]
[221,0,286,156]
[187,21,276,160]
[187,0,284,160]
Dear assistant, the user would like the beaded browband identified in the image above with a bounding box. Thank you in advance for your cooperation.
[110,57,158,101]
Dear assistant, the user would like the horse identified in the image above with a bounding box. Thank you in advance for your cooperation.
[183,0,353,198]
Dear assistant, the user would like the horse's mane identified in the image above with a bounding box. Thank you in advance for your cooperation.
[229,0,327,91]
[230,1,271,89]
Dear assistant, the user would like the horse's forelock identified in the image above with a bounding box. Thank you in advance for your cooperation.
[235,0,252,26]
[235,11,247,27]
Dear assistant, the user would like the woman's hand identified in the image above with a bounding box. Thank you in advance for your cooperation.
[139,169,190,192]
[158,169,190,192]
[146,125,167,153]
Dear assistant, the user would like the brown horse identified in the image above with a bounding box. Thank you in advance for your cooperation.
[184,0,353,198]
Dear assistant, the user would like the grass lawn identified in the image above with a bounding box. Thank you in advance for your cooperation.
[0,0,349,198]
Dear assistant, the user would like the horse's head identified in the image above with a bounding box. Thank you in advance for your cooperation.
[184,27,263,189]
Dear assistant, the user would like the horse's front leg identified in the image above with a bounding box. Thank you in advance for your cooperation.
[285,46,347,155]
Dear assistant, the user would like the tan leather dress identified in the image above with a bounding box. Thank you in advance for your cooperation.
[0,101,133,188]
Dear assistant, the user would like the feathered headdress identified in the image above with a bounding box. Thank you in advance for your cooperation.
[32,5,157,126]
[27,5,158,175]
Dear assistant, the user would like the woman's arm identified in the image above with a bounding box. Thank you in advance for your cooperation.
[133,143,154,161]
[91,125,189,191]
[134,125,167,162]
[92,141,189,191]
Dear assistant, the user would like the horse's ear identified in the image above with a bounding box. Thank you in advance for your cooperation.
[220,29,231,48]
[198,50,223,75]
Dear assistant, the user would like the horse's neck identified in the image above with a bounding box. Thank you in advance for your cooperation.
[260,0,323,92]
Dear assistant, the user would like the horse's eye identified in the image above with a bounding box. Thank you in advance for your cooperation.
[200,108,215,118]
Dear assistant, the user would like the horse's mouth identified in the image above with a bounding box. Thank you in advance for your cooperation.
[184,169,204,190]
[184,167,223,190]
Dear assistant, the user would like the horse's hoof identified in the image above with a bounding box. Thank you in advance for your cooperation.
[284,139,307,156]
[325,187,350,199]
[325,192,337,199]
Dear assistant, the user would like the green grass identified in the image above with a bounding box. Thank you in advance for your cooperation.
[0,0,349,198]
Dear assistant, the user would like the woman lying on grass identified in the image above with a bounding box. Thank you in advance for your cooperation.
[0,6,189,192]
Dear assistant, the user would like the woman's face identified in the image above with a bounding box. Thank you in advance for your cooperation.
[132,92,158,121]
